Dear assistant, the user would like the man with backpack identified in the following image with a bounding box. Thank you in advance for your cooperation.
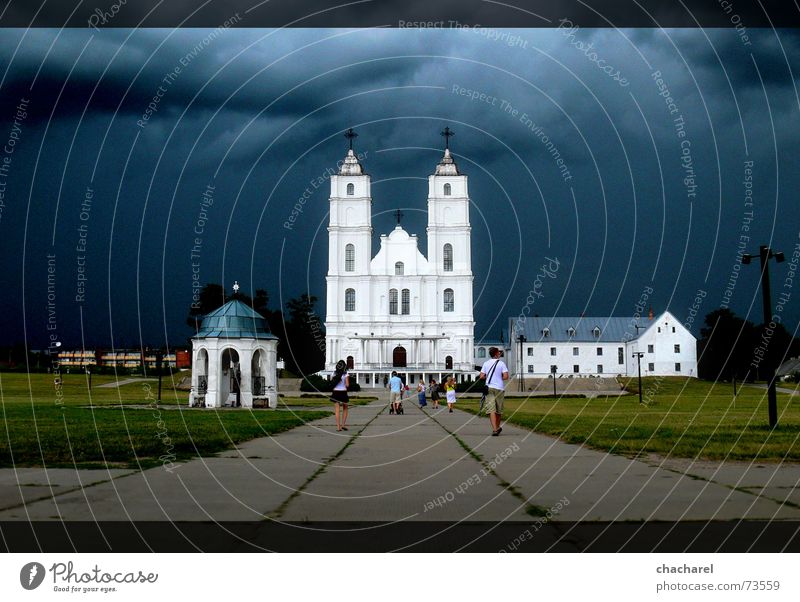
[479,347,510,436]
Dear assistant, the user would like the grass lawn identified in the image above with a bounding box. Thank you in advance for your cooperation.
[458,377,800,462]
[0,372,330,469]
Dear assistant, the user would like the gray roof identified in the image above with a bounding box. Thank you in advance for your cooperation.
[777,357,800,376]
[511,316,646,343]
[194,300,277,339]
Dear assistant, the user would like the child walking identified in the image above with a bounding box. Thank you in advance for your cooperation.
[417,382,427,408]
[445,375,457,413]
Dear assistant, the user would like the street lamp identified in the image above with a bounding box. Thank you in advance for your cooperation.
[551,364,557,397]
[742,245,785,428]
[517,334,527,391]
[632,351,645,404]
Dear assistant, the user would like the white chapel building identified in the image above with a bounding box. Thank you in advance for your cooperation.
[323,130,475,387]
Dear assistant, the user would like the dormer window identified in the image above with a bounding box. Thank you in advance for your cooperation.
[346,183,354,196]
[592,326,601,338]
[443,183,451,196]
[542,327,550,337]
[567,327,576,337]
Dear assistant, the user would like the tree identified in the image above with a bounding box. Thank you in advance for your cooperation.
[698,308,758,381]
[187,283,227,331]
[283,293,326,376]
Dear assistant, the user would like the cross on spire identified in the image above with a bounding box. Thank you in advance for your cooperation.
[394,209,404,225]
[344,127,358,150]
[440,126,454,150]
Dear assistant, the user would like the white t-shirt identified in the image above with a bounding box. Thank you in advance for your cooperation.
[481,359,508,390]
[333,372,348,391]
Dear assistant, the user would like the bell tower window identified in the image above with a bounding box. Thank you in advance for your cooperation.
[443,183,451,196]
[345,288,355,312]
[443,288,454,312]
[443,243,453,272]
[345,244,355,272]
[346,182,354,196]
[389,289,398,315]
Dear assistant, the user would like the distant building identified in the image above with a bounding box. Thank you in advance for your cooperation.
[483,310,697,379]
[57,349,189,369]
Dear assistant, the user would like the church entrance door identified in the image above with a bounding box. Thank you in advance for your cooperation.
[392,346,407,368]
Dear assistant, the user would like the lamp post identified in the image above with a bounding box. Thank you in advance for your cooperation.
[742,245,785,428]
[551,364,557,397]
[155,350,163,402]
[633,351,645,404]
[517,334,527,391]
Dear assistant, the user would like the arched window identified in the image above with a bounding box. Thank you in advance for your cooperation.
[443,183,451,196]
[346,182,354,196]
[395,261,404,275]
[445,355,453,369]
[346,355,354,369]
[477,347,486,358]
[345,288,355,312]
[389,289,398,315]
[443,243,453,272]
[401,289,410,315]
[443,288,454,312]
[345,244,355,272]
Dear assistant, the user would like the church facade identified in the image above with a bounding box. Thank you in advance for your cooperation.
[323,132,475,387]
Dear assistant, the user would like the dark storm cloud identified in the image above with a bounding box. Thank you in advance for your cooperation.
[0,26,798,349]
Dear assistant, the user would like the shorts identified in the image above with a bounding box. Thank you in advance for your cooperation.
[331,390,349,404]
[484,388,505,415]
[390,391,401,404]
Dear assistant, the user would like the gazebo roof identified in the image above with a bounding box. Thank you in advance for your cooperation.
[194,300,278,340]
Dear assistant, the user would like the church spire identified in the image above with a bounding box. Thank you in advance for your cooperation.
[339,127,364,175]
[435,126,460,175]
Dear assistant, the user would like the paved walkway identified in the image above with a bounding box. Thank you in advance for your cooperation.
[1,401,799,522]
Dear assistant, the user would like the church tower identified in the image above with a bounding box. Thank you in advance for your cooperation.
[325,129,371,367]
[425,128,474,368]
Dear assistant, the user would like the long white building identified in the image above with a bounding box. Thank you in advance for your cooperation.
[486,311,697,379]
[323,131,475,387]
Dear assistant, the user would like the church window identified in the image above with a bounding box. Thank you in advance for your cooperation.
[443,244,453,271]
[401,289,410,314]
[345,288,355,311]
[395,261,404,275]
[675,362,681,372]
[527,347,533,356]
[527,365,534,373]
[674,344,681,353]
[618,347,624,364]
[443,288,454,312]
[648,362,655,371]
[597,364,604,374]
[346,183,354,196]
[345,244,355,272]
[389,289,398,315]
[444,183,451,196]
[477,347,486,358]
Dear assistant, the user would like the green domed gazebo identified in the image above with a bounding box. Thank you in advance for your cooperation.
[190,283,279,408]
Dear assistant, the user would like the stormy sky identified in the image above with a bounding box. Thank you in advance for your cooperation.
[0,26,798,350]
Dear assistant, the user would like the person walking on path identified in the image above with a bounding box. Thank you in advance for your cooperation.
[331,359,350,432]
[389,371,403,414]
[479,347,510,436]
[429,377,441,409]
[416,382,427,408]
[445,375,457,413]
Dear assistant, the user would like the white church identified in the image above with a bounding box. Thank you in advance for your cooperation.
[323,128,475,387]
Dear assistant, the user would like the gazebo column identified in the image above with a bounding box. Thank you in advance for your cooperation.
[238,346,254,408]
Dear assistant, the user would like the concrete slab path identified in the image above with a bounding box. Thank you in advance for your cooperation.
[1,400,798,522]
